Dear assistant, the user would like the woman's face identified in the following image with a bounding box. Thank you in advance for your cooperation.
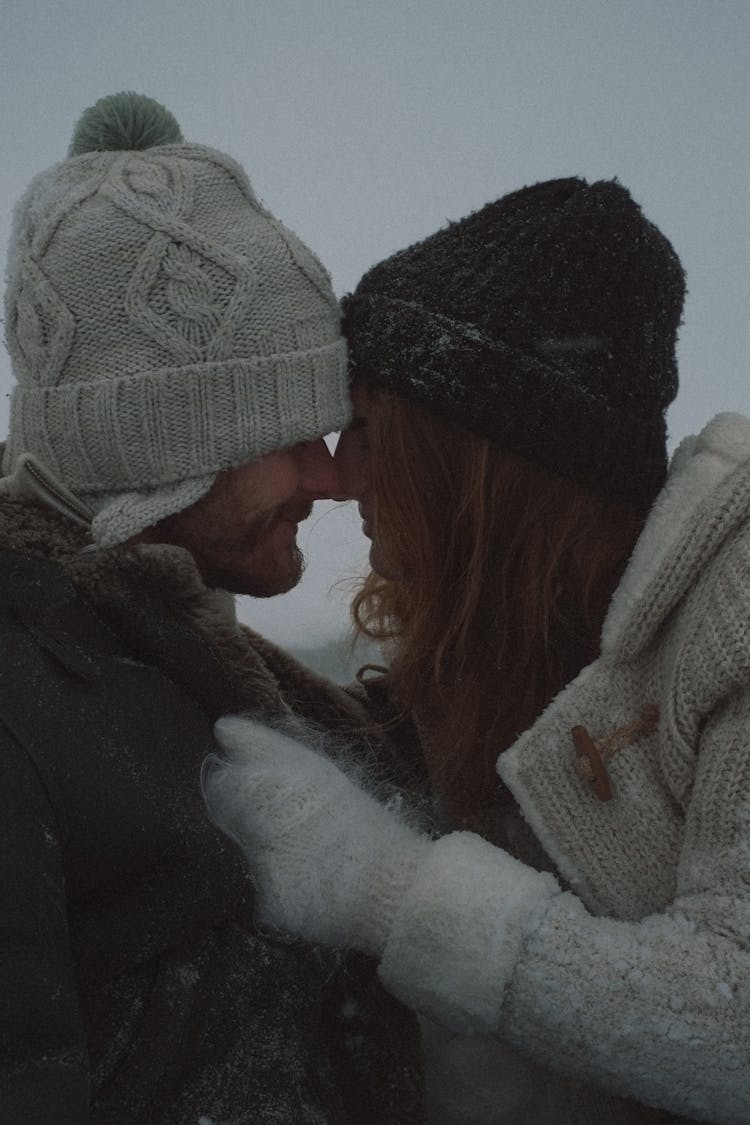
[334,382,396,577]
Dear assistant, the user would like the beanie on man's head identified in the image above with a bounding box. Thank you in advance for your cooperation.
[343,178,685,503]
[3,92,350,545]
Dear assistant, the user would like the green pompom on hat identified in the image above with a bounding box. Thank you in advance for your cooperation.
[68,91,183,155]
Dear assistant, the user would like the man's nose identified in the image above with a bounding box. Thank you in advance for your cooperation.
[296,438,358,501]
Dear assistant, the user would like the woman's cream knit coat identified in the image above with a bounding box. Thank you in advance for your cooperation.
[379,414,750,1124]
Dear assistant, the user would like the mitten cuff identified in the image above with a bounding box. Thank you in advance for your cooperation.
[379,832,560,1034]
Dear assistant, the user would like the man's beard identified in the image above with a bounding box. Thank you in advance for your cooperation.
[193,498,314,596]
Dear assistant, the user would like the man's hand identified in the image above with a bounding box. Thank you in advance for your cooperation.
[204,716,430,955]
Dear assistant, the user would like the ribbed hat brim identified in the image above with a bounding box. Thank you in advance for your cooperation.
[3,341,350,492]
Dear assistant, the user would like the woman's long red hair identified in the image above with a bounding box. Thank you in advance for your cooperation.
[352,389,650,840]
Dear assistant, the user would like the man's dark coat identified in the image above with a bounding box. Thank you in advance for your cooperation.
[0,495,423,1124]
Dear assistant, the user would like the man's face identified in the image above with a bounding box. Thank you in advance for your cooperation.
[138,438,350,596]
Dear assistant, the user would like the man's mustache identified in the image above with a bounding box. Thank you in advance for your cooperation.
[271,500,314,527]
[242,499,314,546]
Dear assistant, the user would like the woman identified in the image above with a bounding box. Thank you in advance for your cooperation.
[204,179,749,1125]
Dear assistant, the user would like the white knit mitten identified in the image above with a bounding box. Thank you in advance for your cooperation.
[204,716,431,955]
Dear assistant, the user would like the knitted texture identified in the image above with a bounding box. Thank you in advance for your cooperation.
[206,716,432,956]
[343,178,685,503]
[198,414,750,1124]
[483,414,750,1122]
[364,416,750,1122]
[3,93,350,543]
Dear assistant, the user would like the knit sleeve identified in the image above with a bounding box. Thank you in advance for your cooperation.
[378,689,750,1125]
[0,721,90,1122]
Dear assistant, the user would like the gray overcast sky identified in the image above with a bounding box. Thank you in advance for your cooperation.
[1,0,748,444]
[0,0,748,659]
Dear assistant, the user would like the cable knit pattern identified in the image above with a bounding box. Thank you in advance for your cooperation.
[378,414,750,1124]
[4,145,349,492]
[3,97,350,543]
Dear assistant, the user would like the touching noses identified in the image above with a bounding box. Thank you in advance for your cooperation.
[295,438,362,501]
[331,426,369,501]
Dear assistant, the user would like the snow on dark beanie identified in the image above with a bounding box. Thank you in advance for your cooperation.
[342,178,685,503]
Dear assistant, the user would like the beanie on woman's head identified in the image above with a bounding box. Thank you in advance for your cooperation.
[343,178,685,503]
[3,92,350,545]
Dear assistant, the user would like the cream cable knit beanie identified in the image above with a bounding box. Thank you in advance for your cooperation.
[2,92,351,545]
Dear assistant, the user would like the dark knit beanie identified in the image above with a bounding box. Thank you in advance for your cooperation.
[342,177,685,503]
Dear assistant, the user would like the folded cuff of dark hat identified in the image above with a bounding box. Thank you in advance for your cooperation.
[346,296,667,503]
[3,340,350,493]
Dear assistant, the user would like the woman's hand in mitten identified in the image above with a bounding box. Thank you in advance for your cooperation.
[204,716,430,954]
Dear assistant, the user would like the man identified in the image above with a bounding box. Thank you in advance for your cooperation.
[0,93,424,1124]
